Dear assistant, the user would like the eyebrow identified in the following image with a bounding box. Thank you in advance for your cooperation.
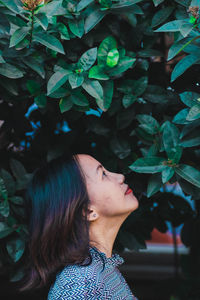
[96,164,103,174]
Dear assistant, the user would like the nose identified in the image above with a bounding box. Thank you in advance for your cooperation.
[117,173,125,184]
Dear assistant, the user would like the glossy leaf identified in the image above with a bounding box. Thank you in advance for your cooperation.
[175,164,200,188]
[129,156,166,173]
[33,33,65,54]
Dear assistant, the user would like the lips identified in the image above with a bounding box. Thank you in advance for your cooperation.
[125,186,132,195]
[125,188,133,195]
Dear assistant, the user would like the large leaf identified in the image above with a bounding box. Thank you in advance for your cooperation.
[186,104,200,121]
[0,63,24,78]
[175,164,200,188]
[68,18,85,38]
[47,69,72,95]
[89,65,109,80]
[33,33,65,54]
[78,47,97,71]
[77,0,94,11]
[95,80,113,111]
[82,78,104,100]
[151,6,174,28]
[84,8,106,33]
[179,91,200,107]
[171,54,200,82]
[0,0,22,14]
[136,114,160,135]
[107,57,136,76]
[162,121,180,158]
[129,156,166,173]
[9,27,30,48]
[147,173,163,197]
[154,20,184,32]
[68,73,84,89]
[97,36,117,66]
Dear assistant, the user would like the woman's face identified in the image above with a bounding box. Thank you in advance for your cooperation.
[77,154,139,220]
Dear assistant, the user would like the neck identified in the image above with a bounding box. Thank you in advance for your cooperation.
[89,216,125,258]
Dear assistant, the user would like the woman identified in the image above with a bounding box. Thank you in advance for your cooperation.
[19,152,139,299]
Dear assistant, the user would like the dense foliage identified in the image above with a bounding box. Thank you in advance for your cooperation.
[1,0,200,298]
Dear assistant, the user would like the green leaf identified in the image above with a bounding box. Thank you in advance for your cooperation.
[33,33,65,54]
[0,177,8,201]
[0,200,9,217]
[171,54,200,82]
[89,65,109,80]
[162,121,181,159]
[68,73,84,89]
[122,94,137,108]
[109,136,131,159]
[179,135,200,147]
[138,49,164,57]
[26,80,41,95]
[9,196,24,205]
[77,0,93,11]
[0,63,24,79]
[0,54,5,64]
[34,94,47,108]
[162,167,175,184]
[70,90,89,106]
[154,20,184,32]
[151,6,174,28]
[0,0,21,14]
[111,0,144,9]
[57,23,70,40]
[106,48,119,67]
[133,76,148,96]
[84,8,106,33]
[186,104,200,121]
[129,156,166,173]
[172,108,190,124]
[9,27,29,48]
[136,114,160,135]
[38,0,65,16]
[107,57,136,76]
[23,57,45,79]
[6,238,25,262]
[47,69,72,95]
[147,173,163,197]
[82,78,104,101]
[179,91,200,107]
[95,80,113,111]
[9,158,27,180]
[152,0,164,6]
[35,13,49,30]
[167,37,192,61]
[78,47,97,71]
[59,96,73,113]
[0,169,16,197]
[68,18,84,38]
[97,36,117,66]
[0,222,14,239]
[175,164,200,188]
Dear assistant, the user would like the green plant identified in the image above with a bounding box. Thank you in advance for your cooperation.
[0,0,200,298]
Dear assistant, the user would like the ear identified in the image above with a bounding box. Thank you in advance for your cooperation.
[82,206,98,221]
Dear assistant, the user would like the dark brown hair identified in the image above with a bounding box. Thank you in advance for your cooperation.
[18,153,105,293]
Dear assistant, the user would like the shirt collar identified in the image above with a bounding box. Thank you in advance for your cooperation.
[89,246,124,267]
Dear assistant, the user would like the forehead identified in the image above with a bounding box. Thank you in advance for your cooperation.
[76,154,100,175]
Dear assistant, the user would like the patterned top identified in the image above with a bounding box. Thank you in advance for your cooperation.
[47,246,138,299]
